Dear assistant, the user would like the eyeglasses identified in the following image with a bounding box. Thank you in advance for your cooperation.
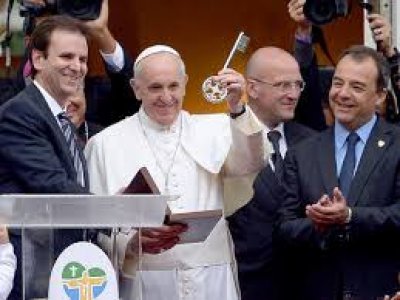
[249,78,306,93]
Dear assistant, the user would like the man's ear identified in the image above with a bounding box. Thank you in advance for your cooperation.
[31,49,45,72]
[130,78,142,101]
[376,88,388,108]
[246,80,258,100]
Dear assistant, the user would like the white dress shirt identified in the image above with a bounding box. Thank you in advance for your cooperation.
[100,42,125,72]
[262,122,288,166]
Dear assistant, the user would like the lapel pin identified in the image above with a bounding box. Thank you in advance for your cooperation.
[378,140,385,148]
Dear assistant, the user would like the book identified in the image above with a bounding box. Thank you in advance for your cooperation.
[123,167,160,194]
[165,209,222,244]
[124,167,221,244]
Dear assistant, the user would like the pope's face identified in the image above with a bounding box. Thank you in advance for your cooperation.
[132,53,187,126]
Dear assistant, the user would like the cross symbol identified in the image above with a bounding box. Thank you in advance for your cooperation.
[69,265,78,278]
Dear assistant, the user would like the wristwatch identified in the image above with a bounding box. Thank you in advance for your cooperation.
[229,105,246,119]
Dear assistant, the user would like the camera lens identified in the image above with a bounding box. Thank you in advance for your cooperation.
[304,0,337,25]
[57,0,103,21]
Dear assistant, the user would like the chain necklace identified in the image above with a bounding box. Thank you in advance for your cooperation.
[138,112,183,195]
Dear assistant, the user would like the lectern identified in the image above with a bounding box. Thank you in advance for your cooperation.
[0,194,169,300]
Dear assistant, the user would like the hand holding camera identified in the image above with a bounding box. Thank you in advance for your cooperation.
[288,0,312,36]
[367,13,395,58]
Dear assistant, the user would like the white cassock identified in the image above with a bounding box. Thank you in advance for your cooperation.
[85,107,266,300]
[0,243,16,300]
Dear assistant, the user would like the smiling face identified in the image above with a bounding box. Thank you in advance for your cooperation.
[132,53,188,126]
[32,29,88,107]
[246,47,303,128]
[329,55,386,131]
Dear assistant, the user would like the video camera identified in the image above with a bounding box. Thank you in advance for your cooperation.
[20,0,103,21]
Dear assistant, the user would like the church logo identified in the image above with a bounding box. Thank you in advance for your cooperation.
[62,262,107,300]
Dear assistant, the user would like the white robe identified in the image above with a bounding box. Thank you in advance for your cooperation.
[85,108,266,300]
[0,243,16,300]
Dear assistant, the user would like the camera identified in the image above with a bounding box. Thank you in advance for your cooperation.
[303,0,349,25]
[20,0,103,21]
[57,0,103,21]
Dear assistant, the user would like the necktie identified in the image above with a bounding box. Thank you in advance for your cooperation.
[58,112,86,187]
[339,132,360,200]
[267,130,284,181]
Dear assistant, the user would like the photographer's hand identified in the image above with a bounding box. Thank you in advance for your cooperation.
[367,13,396,58]
[288,0,311,36]
[85,0,116,54]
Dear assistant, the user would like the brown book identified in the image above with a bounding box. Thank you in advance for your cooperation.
[123,167,160,194]
[166,209,222,244]
[124,168,221,244]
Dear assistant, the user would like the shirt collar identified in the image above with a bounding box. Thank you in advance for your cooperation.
[335,114,377,149]
[264,122,285,138]
[33,80,64,117]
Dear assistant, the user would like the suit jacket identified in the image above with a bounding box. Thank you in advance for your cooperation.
[278,117,400,300]
[0,83,89,194]
[294,39,327,132]
[227,121,314,300]
[0,83,89,299]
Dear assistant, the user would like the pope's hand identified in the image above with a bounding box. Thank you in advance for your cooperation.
[132,223,187,254]
[212,68,245,113]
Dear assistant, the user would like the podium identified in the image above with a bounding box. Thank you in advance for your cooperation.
[0,194,170,300]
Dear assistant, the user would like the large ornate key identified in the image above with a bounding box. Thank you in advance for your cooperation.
[202,32,250,104]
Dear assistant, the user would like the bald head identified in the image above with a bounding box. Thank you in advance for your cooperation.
[246,47,299,79]
[245,47,303,128]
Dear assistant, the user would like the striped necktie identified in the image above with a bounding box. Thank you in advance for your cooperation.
[58,112,86,187]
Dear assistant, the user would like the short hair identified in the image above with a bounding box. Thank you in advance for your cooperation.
[339,45,390,92]
[29,15,88,77]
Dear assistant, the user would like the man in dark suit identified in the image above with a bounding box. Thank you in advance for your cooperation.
[278,45,400,300]
[0,15,89,194]
[0,15,90,299]
[227,47,314,300]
